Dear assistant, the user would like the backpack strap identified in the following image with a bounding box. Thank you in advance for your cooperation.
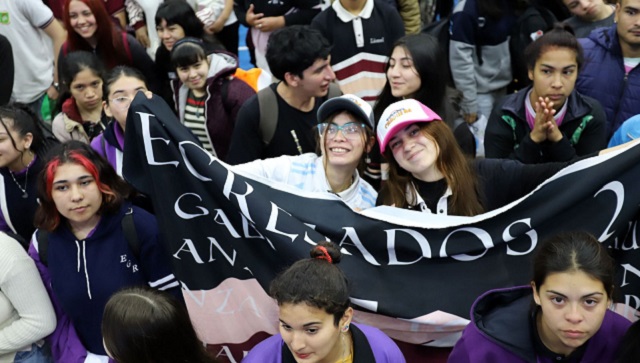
[258,87,278,146]
[258,83,340,147]
[569,115,593,146]
[101,134,107,158]
[122,207,140,259]
[37,208,140,267]
[501,115,520,150]
[327,82,342,99]
[37,230,50,267]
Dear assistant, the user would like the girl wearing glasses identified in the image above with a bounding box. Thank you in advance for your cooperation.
[234,94,377,210]
[91,66,151,176]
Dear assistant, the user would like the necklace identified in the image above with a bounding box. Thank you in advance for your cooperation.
[190,91,206,118]
[338,332,352,363]
[9,168,29,198]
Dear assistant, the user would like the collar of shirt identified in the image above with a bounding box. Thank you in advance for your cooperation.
[332,0,374,22]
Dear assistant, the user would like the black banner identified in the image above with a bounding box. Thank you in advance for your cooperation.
[122,94,640,360]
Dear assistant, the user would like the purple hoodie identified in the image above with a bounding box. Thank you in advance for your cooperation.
[449,286,631,363]
[243,323,405,363]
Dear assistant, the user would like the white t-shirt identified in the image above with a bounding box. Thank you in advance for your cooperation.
[0,0,55,103]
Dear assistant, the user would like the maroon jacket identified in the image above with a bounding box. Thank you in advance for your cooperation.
[171,50,255,161]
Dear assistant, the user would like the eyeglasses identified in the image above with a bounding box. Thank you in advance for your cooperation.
[317,122,366,139]
[110,96,134,109]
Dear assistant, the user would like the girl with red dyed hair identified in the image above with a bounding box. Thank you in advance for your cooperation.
[28,140,181,362]
[58,0,161,94]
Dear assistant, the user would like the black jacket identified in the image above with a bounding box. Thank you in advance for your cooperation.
[485,86,607,163]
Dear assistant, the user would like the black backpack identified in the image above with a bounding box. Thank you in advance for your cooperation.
[508,5,557,92]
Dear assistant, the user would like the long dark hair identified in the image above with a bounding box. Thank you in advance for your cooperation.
[155,0,205,41]
[0,104,51,159]
[102,286,218,363]
[525,23,583,72]
[270,241,350,325]
[532,231,614,297]
[56,50,106,115]
[34,141,132,231]
[374,34,453,127]
[102,66,148,102]
[380,121,482,216]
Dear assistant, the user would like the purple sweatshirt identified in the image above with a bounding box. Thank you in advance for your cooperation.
[449,286,631,363]
[243,323,405,363]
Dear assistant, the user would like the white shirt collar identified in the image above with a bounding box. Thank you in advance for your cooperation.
[332,0,374,22]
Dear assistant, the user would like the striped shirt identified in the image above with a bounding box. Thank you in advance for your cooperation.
[184,92,214,153]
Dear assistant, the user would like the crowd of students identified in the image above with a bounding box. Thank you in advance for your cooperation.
[1,0,640,361]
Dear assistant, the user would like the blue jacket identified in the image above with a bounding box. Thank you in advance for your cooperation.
[29,203,180,361]
[576,25,640,138]
[449,286,631,363]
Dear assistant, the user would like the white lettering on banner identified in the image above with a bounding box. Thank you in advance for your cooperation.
[175,193,210,219]
[621,220,640,251]
[386,229,432,265]
[214,346,250,363]
[215,288,263,317]
[339,227,381,266]
[624,295,640,311]
[440,227,494,261]
[213,209,241,238]
[208,237,237,265]
[240,215,275,250]
[215,346,238,363]
[182,284,206,306]
[140,109,628,268]
[265,203,298,242]
[138,112,179,167]
[503,218,538,256]
[621,263,640,287]
[223,170,255,224]
[595,181,624,241]
[173,239,205,263]
[178,141,216,181]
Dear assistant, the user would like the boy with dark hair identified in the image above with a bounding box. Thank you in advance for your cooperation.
[575,0,640,138]
[227,26,339,165]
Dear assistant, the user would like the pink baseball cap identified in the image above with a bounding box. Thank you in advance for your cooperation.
[376,99,442,153]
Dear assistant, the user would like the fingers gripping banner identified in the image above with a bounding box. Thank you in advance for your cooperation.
[122,94,640,362]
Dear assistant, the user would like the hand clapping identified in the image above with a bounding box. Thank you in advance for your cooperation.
[530,97,562,143]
